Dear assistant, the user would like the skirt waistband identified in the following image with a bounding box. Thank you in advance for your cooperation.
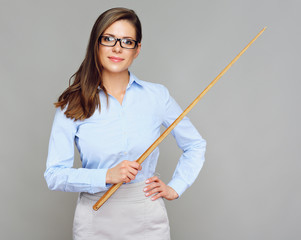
[80,181,148,202]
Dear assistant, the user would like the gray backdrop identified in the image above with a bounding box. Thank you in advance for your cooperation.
[1,0,300,239]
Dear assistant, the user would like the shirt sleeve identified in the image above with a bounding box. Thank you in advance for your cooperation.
[161,86,207,197]
[44,106,109,193]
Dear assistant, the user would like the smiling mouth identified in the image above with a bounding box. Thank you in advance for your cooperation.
[108,56,124,62]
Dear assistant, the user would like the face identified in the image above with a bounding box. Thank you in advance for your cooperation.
[98,20,141,76]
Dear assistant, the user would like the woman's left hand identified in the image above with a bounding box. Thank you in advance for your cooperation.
[144,176,179,201]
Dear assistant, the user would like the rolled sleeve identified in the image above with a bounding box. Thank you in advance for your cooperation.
[161,87,207,197]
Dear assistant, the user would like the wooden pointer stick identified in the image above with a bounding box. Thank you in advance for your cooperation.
[93,27,267,211]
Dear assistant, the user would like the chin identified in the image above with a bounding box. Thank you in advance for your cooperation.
[103,67,129,75]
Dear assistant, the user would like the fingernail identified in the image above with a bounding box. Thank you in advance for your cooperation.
[145,180,150,183]
[145,193,149,196]
[143,187,147,192]
[151,197,155,201]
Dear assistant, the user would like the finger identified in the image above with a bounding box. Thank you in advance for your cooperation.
[143,182,160,193]
[121,175,131,183]
[127,172,136,181]
[121,174,130,183]
[145,186,161,197]
[151,192,164,201]
[124,177,131,183]
[129,161,141,170]
[128,167,138,176]
[145,176,159,184]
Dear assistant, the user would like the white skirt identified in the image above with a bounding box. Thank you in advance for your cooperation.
[73,181,170,240]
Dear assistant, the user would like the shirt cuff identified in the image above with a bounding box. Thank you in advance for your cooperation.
[167,178,188,198]
[90,168,109,193]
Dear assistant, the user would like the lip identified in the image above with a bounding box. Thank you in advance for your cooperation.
[108,56,124,63]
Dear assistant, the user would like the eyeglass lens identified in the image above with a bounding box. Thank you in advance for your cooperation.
[100,36,137,49]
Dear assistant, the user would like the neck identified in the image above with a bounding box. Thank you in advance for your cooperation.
[102,70,130,95]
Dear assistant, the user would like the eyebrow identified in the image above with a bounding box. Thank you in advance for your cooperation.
[102,33,135,39]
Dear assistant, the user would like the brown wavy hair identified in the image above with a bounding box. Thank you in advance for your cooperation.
[54,7,142,121]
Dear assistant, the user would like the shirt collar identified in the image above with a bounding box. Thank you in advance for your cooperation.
[127,71,144,89]
[98,71,144,92]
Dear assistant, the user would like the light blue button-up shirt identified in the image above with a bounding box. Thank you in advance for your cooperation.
[44,72,206,197]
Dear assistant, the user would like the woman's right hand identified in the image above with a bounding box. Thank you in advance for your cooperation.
[106,160,142,184]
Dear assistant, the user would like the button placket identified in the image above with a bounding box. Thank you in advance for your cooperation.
[120,99,129,157]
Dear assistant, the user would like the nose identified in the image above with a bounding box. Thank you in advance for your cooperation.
[112,39,122,53]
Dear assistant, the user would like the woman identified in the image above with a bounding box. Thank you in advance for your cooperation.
[45,7,206,240]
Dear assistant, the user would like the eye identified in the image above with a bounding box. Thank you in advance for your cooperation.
[103,36,115,42]
[122,39,134,46]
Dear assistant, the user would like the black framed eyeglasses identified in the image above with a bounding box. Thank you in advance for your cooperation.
[98,35,139,49]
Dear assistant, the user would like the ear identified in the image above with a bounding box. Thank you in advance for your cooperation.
[134,43,141,59]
